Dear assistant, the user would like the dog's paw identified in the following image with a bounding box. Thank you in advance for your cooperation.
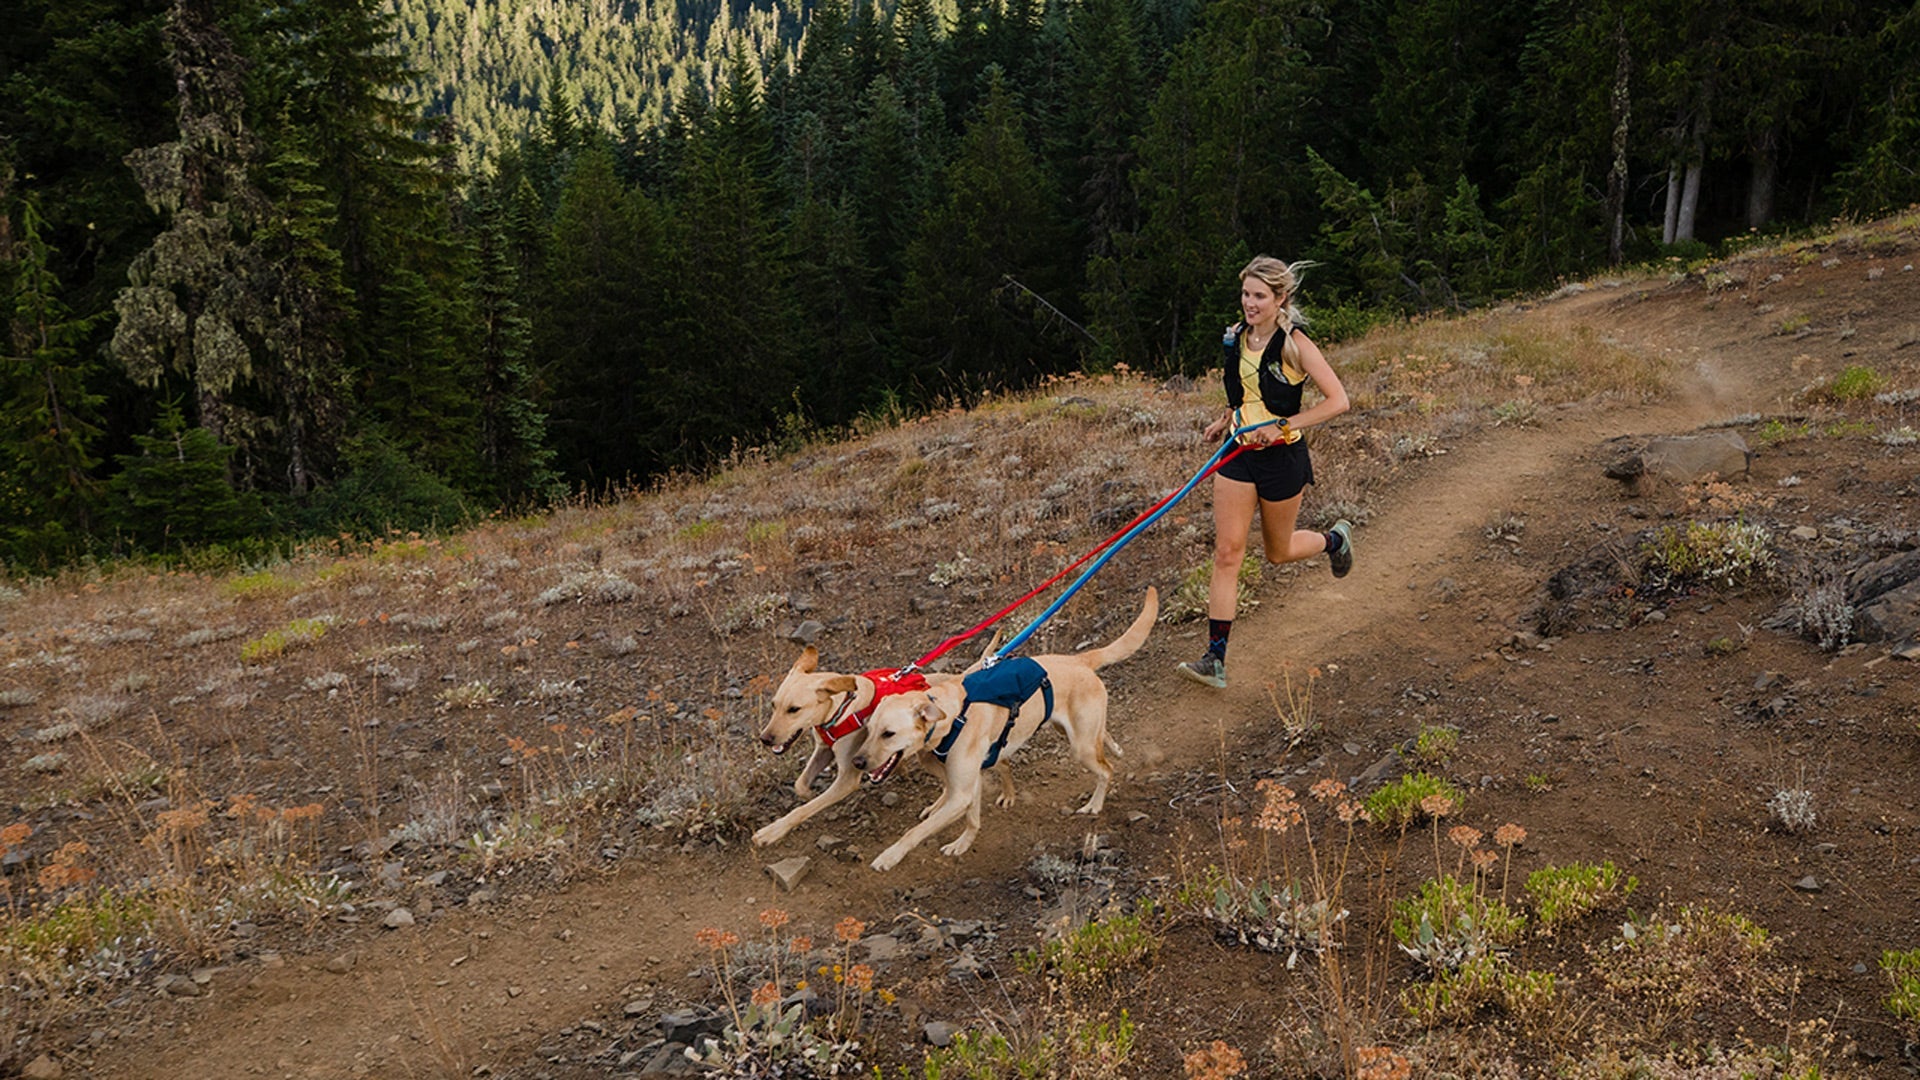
[752,825,785,847]
[1074,800,1105,815]
[870,849,904,872]
[940,835,975,858]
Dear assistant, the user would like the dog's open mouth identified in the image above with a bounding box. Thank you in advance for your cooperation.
[865,751,902,784]
[768,730,800,755]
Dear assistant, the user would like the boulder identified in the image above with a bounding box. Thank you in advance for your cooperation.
[1604,432,1752,488]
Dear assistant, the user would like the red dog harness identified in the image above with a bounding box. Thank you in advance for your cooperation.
[815,668,928,747]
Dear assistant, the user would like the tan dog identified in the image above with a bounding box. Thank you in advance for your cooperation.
[752,648,978,848]
[854,587,1156,872]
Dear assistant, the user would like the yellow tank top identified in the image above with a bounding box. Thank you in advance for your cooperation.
[1236,334,1305,429]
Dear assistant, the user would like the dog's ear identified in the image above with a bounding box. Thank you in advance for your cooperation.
[819,675,857,697]
[913,698,945,729]
[790,646,819,676]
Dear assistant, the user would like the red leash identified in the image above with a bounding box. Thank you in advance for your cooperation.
[906,443,1250,671]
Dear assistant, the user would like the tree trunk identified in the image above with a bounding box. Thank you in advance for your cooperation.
[1747,126,1778,229]
[1606,21,1632,265]
[1676,154,1703,242]
[1663,161,1681,245]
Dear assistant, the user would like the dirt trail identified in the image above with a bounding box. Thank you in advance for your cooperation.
[90,277,1838,1079]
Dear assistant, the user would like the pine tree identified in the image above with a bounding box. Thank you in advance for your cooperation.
[106,401,262,551]
[468,185,556,503]
[1113,0,1324,366]
[537,148,653,483]
[111,0,265,453]
[1,199,106,564]
[895,70,1074,396]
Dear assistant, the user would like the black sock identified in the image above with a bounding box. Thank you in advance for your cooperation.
[1207,618,1232,661]
[1323,529,1344,555]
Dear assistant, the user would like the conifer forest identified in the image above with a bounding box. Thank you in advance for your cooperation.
[3,0,1917,569]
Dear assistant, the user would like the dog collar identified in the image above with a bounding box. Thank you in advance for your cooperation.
[816,668,928,747]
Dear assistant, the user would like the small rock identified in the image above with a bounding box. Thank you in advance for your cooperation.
[948,953,987,980]
[383,907,416,929]
[22,1053,62,1079]
[881,791,901,808]
[660,1007,726,1044]
[639,1044,700,1076]
[1791,875,1822,893]
[157,974,202,998]
[1854,961,1870,974]
[787,620,826,646]
[814,834,846,853]
[624,997,654,1018]
[1790,525,1819,541]
[325,953,356,974]
[467,887,498,906]
[1126,810,1150,824]
[766,856,811,892]
[862,934,904,962]
[1343,742,1362,756]
[925,1021,961,1047]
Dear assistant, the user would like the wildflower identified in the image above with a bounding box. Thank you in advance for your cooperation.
[1336,799,1371,825]
[788,935,813,954]
[1494,822,1527,847]
[1309,778,1347,802]
[834,916,865,943]
[759,907,791,931]
[751,982,780,1008]
[848,964,875,992]
[1183,1039,1247,1079]
[878,989,897,1006]
[1447,825,1483,850]
[1355,1046,1412,1080]
[695,927,740,950]
[2,822,33,849]
[1471,848,1500,872]
[1419,793,1455,819]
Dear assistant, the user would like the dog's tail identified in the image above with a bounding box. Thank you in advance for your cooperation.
[1076,587,1158,670]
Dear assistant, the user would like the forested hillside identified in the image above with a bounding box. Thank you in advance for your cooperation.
[3,0,1917,573]
[382,0,818,161]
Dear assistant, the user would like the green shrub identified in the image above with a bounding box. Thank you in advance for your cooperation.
[1827,365,1884,401]
[240,617,331,662]
[302,429,469,537]
[1884,947,1920,1024]
[1365,772,1466,829]
[1024,905,1160,995]
[1641,520,1774,589]
[1390,874,1525,974]
[1754,418,1810,446]
[1413,725,1459,765]
[1524,861,1637,931]
[222,569,303,600]
[1402,954,1557,1024]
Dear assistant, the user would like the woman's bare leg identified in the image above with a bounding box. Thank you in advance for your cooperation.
[1256,493,1331,565]
[1209,474,1259,620]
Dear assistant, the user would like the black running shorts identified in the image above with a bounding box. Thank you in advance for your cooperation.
[1217,440,1314,502]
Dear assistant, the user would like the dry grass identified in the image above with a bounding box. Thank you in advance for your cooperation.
[0,298,1682,1066]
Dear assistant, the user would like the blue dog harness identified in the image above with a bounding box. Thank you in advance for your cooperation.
[931,657,1054,770]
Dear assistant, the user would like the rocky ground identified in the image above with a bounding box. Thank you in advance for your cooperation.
[3,219,1919,1079]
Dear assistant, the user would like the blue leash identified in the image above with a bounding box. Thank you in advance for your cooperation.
[985,418,1278,664]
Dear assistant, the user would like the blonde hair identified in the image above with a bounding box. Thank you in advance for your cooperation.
[1240,255,1314,371]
